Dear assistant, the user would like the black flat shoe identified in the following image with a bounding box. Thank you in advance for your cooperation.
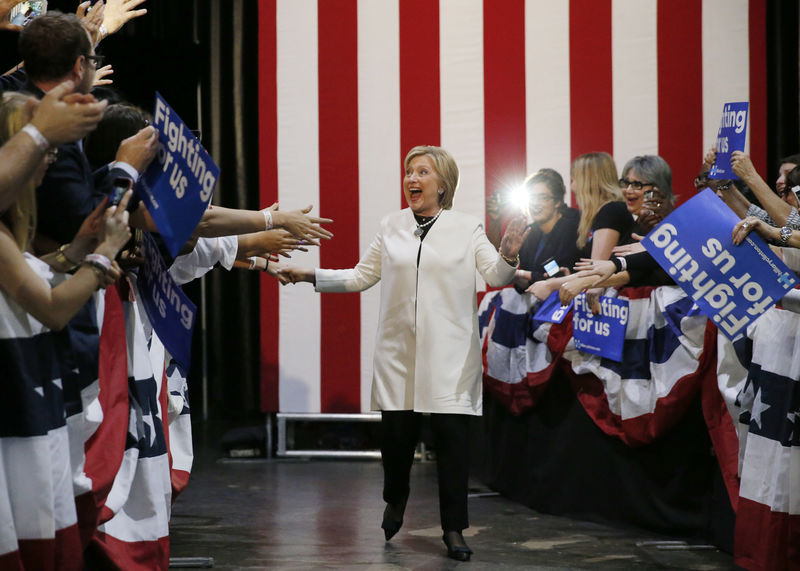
[442,530,473,561]
[381,499,407,541]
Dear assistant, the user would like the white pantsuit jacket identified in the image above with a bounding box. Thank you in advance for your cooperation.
[315,209,515,415]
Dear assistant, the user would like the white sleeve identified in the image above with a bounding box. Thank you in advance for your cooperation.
[473,223,515,287]
[168,235,239,285]
[315,231,383,293]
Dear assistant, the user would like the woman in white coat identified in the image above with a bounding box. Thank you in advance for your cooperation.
[279,145,529,561]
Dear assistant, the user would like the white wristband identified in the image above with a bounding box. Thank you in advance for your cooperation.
[21,123,50,152]
[85,253,111,271]
[262,209,273,230]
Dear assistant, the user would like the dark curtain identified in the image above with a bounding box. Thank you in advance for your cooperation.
[766,0,799,169]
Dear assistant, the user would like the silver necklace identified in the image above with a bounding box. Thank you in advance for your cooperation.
[414,208,443,237]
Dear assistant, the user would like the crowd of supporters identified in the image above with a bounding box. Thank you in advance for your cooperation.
[0,3,333,569]
[487,147,800,310]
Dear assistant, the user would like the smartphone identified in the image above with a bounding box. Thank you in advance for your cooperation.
[9,1,47,27]
[791,185,800,206]
[110,177,133,206]
[542,257,560,278]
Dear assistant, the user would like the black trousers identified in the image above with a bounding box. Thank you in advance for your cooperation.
[380,410,470,532]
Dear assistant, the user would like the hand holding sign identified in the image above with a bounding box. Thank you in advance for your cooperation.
[730,151,758,183]
[116,125,158,172]
[709,102,749,179]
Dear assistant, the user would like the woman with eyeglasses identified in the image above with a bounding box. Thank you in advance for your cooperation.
[511,168,580,292]
[619,155,675,235]
[528,152,633,302]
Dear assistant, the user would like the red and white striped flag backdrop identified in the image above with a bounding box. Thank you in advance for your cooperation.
[257,0,766,414]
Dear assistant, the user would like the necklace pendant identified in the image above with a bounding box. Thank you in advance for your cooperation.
[414,227,423,237]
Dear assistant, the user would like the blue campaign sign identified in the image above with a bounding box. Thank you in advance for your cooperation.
[571,293,629,362]
[137,232,197,371]
[532,290,573,324]
[709,101,749,180]
[137,93,218,256]
[642,189,797,340]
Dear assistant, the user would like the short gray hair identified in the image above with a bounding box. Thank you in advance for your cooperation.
[622,155,674,206]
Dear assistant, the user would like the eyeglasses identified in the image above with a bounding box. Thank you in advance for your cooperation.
[618,178,653,191]
[84,54,105,68]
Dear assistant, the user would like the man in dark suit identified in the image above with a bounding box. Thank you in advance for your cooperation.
[17,11,157,251]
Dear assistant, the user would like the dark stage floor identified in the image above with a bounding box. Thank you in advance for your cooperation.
[169,452,735,570]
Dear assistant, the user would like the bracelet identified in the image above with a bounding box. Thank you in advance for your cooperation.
[498,248,519,267]
[21,123,50,152]
[55,244,81,271]
[262,209,273,230]
[99,24,108,39]
[82,262,106,281]
[84,253,111,271]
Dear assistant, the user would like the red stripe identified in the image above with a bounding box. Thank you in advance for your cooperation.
[748,0,768,177]
[483,0,526,224]
[318,0,361,412]
[88,532,169,571]
[79,286,129,547]
[569,0,613,160]
[399,0,440,194]
[258,0,279,412]
[657,0,703,205]
[18,526,83,571]
[735,497,800,571]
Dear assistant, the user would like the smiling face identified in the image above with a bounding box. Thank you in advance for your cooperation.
[527,182,559,226]
[403,154,441,216]
[620,169,651,215]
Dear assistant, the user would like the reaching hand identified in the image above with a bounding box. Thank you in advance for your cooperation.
[526,279,555,302]
[101,0,148,37]
[611,239,646,257]
[732,216,778,246]
[77,0,105,45]
[271,205,334,244]
[93,64,114,87]
[275,266,314,286]
[499,215,531,260]
[573,258,616,283]
[29,81,107,145]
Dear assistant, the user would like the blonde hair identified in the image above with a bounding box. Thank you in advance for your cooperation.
[0,92,37,252]
[571,152,622,248]
[404,145,459,210]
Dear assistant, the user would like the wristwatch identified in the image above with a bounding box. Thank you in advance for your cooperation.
[779,226,792,246]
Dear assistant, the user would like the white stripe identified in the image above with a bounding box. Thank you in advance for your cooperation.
[739,432,800,514]
[357,0,400,412]
[701,0,750,152]
[612,0,658,163]
[99,456,171,541]
[277,0,321,412]
[440,0,485,222]
[0,428,77,540]
[525,0,572,201]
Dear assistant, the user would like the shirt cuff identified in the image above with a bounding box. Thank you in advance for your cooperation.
[109,161,140,181]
